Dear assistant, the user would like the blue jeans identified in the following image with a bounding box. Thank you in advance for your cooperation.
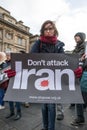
[42,104,56,130]
[9,102,21,114]
[0,88,5,106]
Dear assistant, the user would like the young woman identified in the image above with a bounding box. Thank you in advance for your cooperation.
[30,20,65,130]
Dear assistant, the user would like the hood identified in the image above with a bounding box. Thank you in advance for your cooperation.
[74,32,86,42]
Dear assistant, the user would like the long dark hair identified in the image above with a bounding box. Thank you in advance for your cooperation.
[40,20,58,36]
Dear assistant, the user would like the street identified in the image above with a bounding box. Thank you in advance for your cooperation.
[0,103,87,130]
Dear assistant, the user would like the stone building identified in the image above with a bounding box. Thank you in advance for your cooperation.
[0,6,31,53]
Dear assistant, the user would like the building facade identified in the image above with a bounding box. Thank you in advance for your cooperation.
[0,6,31,53]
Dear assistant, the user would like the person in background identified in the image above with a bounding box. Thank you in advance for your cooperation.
[0,52,7,109]
[71,32,87,126]
[30,20,65,130]
[5,52,22,120]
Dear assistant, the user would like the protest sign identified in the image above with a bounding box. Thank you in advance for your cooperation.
[4,53,84,103]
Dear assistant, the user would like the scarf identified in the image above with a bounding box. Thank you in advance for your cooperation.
[40,36,57,44]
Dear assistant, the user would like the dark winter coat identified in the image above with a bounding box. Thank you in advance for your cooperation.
[73,32,86,56]
[73,32,87,93]
[30,39,65,53]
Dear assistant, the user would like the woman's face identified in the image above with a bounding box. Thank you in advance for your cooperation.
[43,23,55,36]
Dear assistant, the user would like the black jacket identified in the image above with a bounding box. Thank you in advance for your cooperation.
[30,39,65,53]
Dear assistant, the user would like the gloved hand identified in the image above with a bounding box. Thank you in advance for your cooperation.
[4,69,16,78]
[74,66,83,78]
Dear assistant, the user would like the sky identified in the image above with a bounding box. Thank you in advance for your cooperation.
[0,0,87,51]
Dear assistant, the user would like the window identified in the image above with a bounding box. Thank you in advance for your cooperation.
[18,37,22,45]
[6,48,11,52]
[5,32,13,40]
[8,19,13,23]
[0,30,2,39]
[0,13,3,18]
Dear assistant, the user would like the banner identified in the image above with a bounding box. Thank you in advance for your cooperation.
[4,53,84,103]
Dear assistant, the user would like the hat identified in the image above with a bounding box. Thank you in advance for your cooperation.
[74,32,86,42]
[0,52,6,65]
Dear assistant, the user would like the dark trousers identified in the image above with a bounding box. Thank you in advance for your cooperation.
[9,101,21,114]
[76,91,87,120]
[76,104,84,119]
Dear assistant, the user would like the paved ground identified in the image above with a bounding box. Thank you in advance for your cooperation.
[0,103,87,130]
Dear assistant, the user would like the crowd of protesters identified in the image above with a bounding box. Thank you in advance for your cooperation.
[0,20,87,130]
